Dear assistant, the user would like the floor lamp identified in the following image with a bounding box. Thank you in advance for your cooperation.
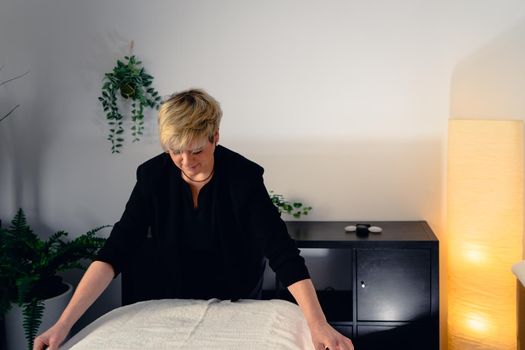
[447,119,523,349]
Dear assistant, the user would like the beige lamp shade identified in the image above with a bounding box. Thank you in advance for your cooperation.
[447,119,523,349]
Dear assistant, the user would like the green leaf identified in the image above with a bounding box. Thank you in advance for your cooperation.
[22,299,44,349]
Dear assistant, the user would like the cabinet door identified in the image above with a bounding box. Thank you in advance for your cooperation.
[356,248,430,321]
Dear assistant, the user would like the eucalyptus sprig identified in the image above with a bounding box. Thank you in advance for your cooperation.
[269,191,312,219]
[98,55,161,153]
[0,66,29,123]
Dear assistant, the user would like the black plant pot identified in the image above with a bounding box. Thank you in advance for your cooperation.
[31,276,68,301]
[5,282,73,350]
[120,83,136,99]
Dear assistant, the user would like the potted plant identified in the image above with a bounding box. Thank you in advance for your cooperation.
[269,191,312,218]
[98,55,161,153]
[0,209,108,350]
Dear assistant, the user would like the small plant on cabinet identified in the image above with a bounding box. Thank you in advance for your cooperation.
[269,191,312,219]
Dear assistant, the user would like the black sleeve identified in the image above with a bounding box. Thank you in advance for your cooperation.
[94,165,151,277]
[243,172,310,287]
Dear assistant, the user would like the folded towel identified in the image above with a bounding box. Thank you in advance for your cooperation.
[512,261,525,287]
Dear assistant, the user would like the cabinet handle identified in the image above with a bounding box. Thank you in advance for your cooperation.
[361,281,366,288]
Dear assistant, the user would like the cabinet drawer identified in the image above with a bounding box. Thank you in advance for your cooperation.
[355,324,433,350]
[356,248,430,321]
[354,321,439,350]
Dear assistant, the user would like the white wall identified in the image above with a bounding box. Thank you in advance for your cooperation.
[2,0,525,347]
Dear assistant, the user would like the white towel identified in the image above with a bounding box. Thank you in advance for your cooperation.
[60,299,315,350]
[511,261,525,287]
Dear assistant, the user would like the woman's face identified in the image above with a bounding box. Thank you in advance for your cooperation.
[168,131,218,179]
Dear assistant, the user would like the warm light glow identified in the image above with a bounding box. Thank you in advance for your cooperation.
[462,243,487,264]
[447,120,523,350]
[465,313,489,333]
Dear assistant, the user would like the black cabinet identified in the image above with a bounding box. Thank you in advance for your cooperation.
[274,221,439,350]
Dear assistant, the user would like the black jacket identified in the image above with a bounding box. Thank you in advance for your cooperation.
[95,145,309,304]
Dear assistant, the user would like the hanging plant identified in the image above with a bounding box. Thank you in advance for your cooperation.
[98,55,161,153]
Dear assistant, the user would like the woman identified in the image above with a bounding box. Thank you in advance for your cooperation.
[34,89,354,350]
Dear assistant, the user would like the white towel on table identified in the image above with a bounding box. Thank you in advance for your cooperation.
[60,298,314,350]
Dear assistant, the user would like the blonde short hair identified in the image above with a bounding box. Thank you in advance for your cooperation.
[158,89,222,152]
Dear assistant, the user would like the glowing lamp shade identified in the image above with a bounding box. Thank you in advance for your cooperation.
[447,120,523,349]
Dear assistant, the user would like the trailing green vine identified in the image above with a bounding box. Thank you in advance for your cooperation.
[98,55,161,153]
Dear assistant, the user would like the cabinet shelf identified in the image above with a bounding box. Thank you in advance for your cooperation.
[267,289,353,323]
[318,290,353,322]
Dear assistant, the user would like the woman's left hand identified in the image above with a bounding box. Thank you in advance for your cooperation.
[308,320,354,350]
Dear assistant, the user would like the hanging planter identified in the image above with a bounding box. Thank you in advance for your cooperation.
[98,55,161,153]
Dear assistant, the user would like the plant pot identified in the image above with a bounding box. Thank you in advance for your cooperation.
[4,282,73,350]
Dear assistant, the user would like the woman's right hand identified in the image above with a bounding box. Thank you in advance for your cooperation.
[33,322,70,350]
[32,261,115,350]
